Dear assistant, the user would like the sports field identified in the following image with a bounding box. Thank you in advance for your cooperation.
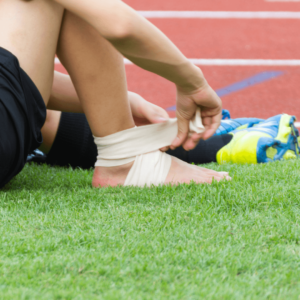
[2,0,300,299]
[2,161,300,299]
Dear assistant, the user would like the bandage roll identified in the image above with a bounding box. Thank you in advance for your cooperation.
[94,118,178,167]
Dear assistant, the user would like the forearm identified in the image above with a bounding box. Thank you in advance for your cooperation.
[48,72,151,114]
[111,16,205,91]
[53,0,206,91]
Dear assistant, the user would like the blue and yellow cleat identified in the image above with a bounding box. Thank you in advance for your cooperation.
[215,117,264,136]
[217,114,300,164]
[222,109,231,120]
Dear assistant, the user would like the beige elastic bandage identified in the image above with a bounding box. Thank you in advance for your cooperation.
[94,108,205,187]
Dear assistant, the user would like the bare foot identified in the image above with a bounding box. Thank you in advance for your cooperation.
[92,156,231,188]
[165,157,230,184]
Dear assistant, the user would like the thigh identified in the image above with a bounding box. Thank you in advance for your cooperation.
[0,0,64,103]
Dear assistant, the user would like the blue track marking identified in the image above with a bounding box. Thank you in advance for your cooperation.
[167,70,284,111]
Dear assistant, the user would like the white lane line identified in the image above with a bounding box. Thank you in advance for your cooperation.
[124,58,300,66]
[55,58,300,66]
[138,11,300,19]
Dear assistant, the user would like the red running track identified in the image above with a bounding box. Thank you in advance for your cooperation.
[149,19,300,59]
[124,0,300,12]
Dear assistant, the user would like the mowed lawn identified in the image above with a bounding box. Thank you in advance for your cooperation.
[1,160,300,299]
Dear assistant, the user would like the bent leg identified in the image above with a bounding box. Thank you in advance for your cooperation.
[57,11,134,137]
[0,0,64,102]
[56,11,230,187]
[0,0,64,187]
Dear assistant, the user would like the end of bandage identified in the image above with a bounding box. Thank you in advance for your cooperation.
[189,107,205,134]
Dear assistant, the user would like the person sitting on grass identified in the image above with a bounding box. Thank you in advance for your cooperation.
[29,81,233,169]
[0,0,230,189]
[29,72,300,169]
[30,103,300,170]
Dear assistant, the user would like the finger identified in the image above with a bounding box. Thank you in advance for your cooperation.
[190,132,204,142]
[181,131,205,151]
[171,116,189,150]
[160,146,170,152]
[202,122,220,140]
[182,137,199,151]
[202,114,222,140]
[202,115,212,129]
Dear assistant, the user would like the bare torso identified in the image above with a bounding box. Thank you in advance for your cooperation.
[0,0,64,102]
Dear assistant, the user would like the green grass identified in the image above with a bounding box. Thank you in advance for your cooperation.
[1,160,300,299]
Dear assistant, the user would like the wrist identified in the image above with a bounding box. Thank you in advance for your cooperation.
[175,63,207,93]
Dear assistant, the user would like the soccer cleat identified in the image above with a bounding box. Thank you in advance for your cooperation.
[215,117,264,136]
[222,109,231,120]
[217,114,300,164]
[26,149,47,164]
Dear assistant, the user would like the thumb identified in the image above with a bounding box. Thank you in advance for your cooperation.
[145,106,170,124]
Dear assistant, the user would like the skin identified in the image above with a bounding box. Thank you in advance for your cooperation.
[1,0,229,187]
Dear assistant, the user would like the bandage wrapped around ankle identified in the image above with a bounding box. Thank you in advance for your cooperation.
[94,108,205,187]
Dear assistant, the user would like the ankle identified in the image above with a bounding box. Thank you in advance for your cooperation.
[92,161,134,188]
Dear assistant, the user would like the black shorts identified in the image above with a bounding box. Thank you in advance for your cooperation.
[46,112,98,169]
[0,47,46,188]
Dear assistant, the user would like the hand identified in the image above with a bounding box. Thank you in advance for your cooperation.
[128,92,169,126]
[172,82,222,151]
[128,92,170,152]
